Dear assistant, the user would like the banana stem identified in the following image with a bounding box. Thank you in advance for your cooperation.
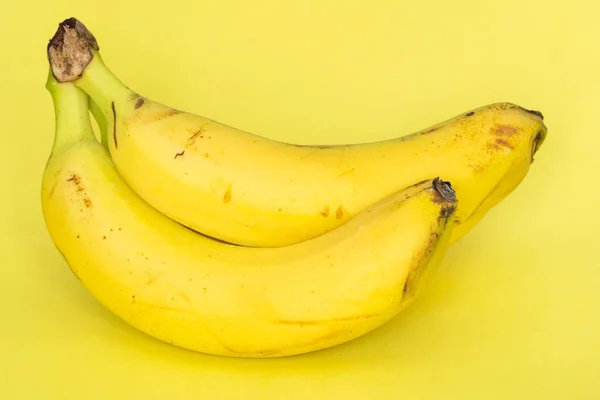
[45,69,96,152]
[47,17,134,146]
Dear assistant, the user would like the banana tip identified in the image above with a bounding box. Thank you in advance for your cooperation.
[432,177,456,203]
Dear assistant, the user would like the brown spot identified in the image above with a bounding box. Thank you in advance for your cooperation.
[134,97,145,109]
[468,162,485,173]
[335,205,345,219]
[157,109,182,121]
[465,111,475,117]
[185,127,207,149]
[67,173,93,208]
[131,294,136,304]
[203,153,210,158]
[337,168,355,178]
[320,205,330,217]
[492,124,518,138]
[134,109,182,126]
[66,174,80,185]
[488,142,502,151]
[402,231,441,301]
[438,204,457,225]
[174,150,185,159]
[76,235,80,239]
[111,101,118,149]
[102,236,106,240]
[145,271,162,285]
[495,138,514,150]
[223,185,232,203]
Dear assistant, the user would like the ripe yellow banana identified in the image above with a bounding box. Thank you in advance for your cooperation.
[47,18,547,247]
[41,72,457,358]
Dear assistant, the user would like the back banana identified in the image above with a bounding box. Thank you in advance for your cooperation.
[48,18,547,247]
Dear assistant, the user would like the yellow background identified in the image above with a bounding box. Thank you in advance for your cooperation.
[2,0,599,398]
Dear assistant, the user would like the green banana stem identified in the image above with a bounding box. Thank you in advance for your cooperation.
[45,68,96,153]
[89,97,108,148]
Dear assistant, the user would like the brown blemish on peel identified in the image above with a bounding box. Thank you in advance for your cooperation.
[174,150,185,159]
[402,231,440,301]
[495,138,514,150]
[492,124,518,137]
[185,127,207,149]
[67,173,92,208]
[111,101,118,149]
[67,174,81,187]
[320,205,330,217]
[438,204,457,225]
[223,186,232,203]
[465,111,475,117]
[134,97,144,109]
[336,205,345,219]
[131,109,182,127]
[154,109,181,122]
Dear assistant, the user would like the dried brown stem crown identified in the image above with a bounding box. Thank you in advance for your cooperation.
[432,177,457,203]
[47,17,99,82]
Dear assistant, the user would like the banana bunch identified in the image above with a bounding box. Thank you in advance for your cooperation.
[41,18,547,358]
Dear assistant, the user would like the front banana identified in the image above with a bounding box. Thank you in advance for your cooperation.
[41,73,457,358]
[47,18,546,248]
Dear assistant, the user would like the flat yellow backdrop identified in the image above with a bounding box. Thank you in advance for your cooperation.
[1,0,598,398]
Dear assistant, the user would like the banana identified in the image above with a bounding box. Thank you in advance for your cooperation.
[47,18,547,247]
[41,72,457,358]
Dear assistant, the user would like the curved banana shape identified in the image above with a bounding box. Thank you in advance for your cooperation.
[47,18,547,247]
[41,72,458,358]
